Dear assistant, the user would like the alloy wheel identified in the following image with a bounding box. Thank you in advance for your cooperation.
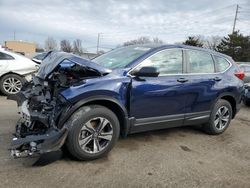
[78,117,113,154]
[3,77,22,94]
[214,106,230,130]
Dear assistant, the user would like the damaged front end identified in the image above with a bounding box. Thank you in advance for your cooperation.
[10,81,70,158]
[10,52,111,158]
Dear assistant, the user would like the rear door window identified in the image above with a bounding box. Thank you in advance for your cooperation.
[186,50,215,73]
[214,56,230,72]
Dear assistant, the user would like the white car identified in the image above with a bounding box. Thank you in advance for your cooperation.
[0,48,38,95]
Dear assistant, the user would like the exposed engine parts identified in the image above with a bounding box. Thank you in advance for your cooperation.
[10,55,103,158]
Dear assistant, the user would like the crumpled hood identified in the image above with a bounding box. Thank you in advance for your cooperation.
[37,51,112,79]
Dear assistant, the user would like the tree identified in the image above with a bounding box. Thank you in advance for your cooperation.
[35,47,45,53]
[203,36,222,50]
[183,36,203,47]
[73,39,85,55]
[153,37,164,44]
[35,43,45,52]
[123,37,150,46]
[44,37,57,50]
[60,39,72,52]
[123,36,164,46]
[216,31,250,62]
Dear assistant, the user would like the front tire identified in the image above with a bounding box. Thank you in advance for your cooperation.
[203,99,232,135]
[0,74,24,95]
[65,105,120,160]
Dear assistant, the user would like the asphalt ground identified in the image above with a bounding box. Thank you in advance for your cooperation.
[0,96,249,188]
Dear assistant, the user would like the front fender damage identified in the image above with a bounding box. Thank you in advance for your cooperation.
[9,52,108,159]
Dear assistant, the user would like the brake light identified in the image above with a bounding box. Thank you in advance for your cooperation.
[234,71,245,80]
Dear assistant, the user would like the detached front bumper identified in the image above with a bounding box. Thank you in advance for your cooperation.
[11,123,68,158]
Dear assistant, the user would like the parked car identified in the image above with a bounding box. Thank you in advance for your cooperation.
[238,64,250,106]
[243,83,250,106]
[0,48,38,95]
[32,50,53,64]
[10,44,244,160]
[239,64,250,83]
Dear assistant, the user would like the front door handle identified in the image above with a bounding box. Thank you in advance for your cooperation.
[177,77,188,83]
[213,77,222,81]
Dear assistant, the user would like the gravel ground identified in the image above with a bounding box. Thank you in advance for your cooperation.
[0,96,249,188]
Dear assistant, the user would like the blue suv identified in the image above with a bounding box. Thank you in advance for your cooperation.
[10,44,245,160]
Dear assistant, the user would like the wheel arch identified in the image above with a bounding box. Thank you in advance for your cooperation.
[58,96,130,137]
[0,71,23,80]
[220,95,236,118]
[212,93,237,119]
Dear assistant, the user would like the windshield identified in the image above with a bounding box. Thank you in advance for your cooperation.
[34,52,47,60]
[92,46,152,69]
[34,51,53,61]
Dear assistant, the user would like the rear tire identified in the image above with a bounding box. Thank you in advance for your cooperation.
[65,105,120,161]
[203,99,232,135]
[0,74,24,95]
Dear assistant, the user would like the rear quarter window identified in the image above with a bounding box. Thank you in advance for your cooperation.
[214,56,230,72]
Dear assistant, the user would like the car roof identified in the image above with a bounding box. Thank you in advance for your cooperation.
[127,43,232,60]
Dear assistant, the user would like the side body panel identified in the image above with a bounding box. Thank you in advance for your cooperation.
[61,74,131,108]
[0,59,9,76]
[0,52,37,76]
[130,75,187,119]
[61,47,244,135]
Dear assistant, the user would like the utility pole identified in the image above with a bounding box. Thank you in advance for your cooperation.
[96,33,102,54]
[14,30,16,40]
[232,4,239,34]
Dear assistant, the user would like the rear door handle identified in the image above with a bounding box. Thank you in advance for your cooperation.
[213,77,222,81]
[177,77,188,83]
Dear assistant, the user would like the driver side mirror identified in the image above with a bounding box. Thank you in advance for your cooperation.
[131,66,159,77]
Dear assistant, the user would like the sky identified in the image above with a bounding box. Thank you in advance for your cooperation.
[0,0,249,52]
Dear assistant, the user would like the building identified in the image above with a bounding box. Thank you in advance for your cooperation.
[4,40,36,57]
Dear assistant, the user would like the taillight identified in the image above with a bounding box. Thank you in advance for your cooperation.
[234,71,245,80]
